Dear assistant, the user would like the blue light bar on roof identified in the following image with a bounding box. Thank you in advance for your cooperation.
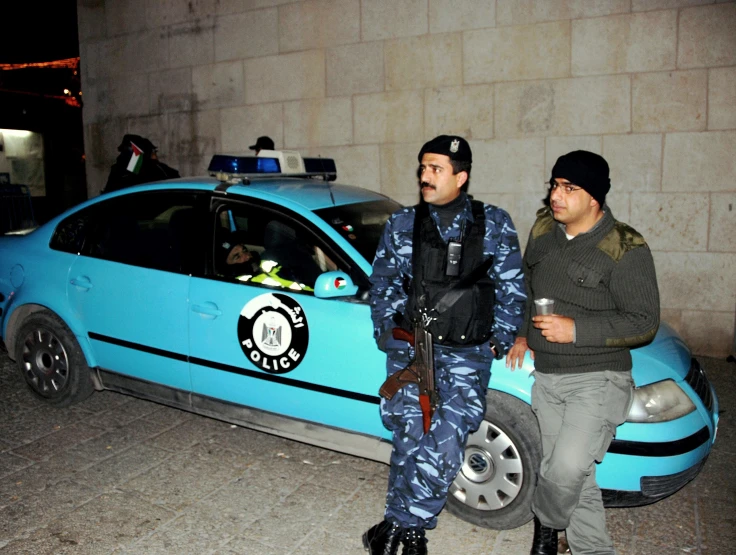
[208,155,281,174]
[303,157,337,177]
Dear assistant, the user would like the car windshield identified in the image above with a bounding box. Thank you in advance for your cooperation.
[314,199,401,263]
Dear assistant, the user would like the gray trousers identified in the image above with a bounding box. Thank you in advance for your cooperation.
[531,371,633,555]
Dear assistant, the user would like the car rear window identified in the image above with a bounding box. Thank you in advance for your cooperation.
[314,199,401,263]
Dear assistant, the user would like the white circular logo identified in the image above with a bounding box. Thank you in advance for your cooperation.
[237,293,309,374]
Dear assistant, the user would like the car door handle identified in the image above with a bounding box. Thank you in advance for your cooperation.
[191,302,222,318]
[70,276,93,290]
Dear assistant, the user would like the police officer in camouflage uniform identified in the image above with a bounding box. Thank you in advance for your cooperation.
[363,135,526,555]
[506,151,660,555]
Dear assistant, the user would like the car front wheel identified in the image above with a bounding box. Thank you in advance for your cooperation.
[446,390,542,530]
[15,310,94,407]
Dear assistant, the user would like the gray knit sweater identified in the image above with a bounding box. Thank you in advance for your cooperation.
[520,207,660,374]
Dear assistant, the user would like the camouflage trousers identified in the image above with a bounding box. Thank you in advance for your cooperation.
[380,340,493,529]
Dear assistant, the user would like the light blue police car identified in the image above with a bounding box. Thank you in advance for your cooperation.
[0,151,719,529]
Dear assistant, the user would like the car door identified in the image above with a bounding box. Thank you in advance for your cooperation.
[67,190,207,391]
[188,197,387,438]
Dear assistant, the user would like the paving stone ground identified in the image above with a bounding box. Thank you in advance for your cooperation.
[0,352,732,554]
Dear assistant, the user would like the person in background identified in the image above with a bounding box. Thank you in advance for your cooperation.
[249,136,275,155]
[506,150,660,555]
[103,134,180,193]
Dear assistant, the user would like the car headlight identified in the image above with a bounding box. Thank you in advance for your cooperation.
[627,379,696,423]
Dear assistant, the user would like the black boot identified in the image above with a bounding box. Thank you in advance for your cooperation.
[362,520,403,555]
[530,517,558,555]
[401,527,427,555]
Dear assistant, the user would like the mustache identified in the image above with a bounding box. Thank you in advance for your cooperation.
[419,181,435,189]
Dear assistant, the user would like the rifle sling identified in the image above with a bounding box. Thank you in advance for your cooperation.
[432,255,494,316]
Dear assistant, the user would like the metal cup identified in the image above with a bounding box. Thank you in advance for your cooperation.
[534,298,555,315]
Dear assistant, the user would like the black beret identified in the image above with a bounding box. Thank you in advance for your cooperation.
[418,135,472,164]
[551,150,610,207]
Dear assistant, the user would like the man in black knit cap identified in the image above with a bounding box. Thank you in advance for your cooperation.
[506,150,660,555]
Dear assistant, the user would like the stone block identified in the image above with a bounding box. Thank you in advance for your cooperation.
[105,0,147,36]
[81,40,118,82]
[220,103,284,154]
[629,193,709,251]
[326,42,384,97]
[146,0,217,28]
[150,68,194,114]
[361,0,427,41]
[77,2,106,42]
[379,142,425,202]
[110,73,150,117]
[84,119,128,169]
[495,76,631,137]
[284,97,353,149]
[169,21,216,69]
[245,51,325,104]
[81,77,108,124]
[424,84,495,140]
[604,192,631,224]
[632,70,707,132]
[709,193,736,252]
[464,21,570,84]
[678,4,736,68]
[496,0,629,26]
[652,251,736,311]
[680,310,735,357]
[233,0,299,9]
[215,8,278,62]
[545,136,603,172]
[86,164,110,198]
[572,11,677,75]
[602,134,662,192]
[386,34,462,91]
[168,110,221,158]
[192,61,245,109]
[279,0,360,52]
[662,131,736,191]
[470,138,546,194]
[105,32,169,78]
[473,192,546,250]
[429,0,495,33]
[708,67,736,131]
[660,308,684,337]
[354,91,424,144]
[632,0,712,11]
[125,114,170,156]
[303,145,381,191]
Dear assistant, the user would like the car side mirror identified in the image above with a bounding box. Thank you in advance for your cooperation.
[314,271,359,298]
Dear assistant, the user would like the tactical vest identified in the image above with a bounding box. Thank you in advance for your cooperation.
[404,200,495,346]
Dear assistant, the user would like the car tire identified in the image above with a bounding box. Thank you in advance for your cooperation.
[15,310,94,407]
[446,390,542,530]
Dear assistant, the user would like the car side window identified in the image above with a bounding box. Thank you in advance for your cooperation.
[213,203,341,294]
[82,191,204,274]
[50,208,93,254]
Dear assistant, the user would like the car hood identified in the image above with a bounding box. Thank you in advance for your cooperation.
[630,322,692,386]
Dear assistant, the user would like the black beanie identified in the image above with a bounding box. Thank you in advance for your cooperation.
[551,150,610,207]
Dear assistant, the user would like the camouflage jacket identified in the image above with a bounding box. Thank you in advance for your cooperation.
[369,195,526,355]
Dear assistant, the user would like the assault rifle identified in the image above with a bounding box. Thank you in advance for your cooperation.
[378,325,437,433]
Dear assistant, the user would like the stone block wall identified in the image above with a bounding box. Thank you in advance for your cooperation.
[77,0,736,356]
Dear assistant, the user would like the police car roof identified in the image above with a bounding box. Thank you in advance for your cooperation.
[106,175,389,212]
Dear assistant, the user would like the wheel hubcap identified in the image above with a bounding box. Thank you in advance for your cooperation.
[450,419,524,511]
[20,327,70,397]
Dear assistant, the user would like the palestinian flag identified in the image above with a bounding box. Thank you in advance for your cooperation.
[126,142,144,174]
[334,277,346,290]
